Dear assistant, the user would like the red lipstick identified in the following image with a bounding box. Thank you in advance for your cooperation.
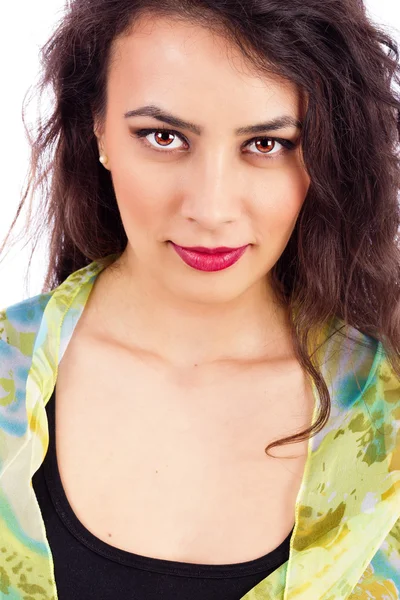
[170,242,249,272]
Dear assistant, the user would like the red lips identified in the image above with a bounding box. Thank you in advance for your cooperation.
[170,242,249,272]
[180,246,242,254]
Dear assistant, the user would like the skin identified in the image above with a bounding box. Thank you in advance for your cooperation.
[92,14,311,368]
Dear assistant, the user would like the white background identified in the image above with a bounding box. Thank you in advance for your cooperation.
[1,0,399,307]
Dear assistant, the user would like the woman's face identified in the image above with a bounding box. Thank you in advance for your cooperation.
[95,15,310,305]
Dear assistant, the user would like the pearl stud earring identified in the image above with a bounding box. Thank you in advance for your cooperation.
[99,154,109,166]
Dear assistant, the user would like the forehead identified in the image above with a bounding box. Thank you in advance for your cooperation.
[108,15,301,120]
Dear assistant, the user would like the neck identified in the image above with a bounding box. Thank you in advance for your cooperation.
[88,251,295,368]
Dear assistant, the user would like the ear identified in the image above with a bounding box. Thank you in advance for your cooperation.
[93,112,105,141]
[93,121,105,160]
[93,124,101,145]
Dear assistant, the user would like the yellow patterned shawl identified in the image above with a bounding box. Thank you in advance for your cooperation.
[1,255,400,600]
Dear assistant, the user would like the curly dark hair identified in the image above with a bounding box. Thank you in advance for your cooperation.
[2,0,400,456]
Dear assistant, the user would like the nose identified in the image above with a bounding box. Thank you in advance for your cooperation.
[180,151,243,229]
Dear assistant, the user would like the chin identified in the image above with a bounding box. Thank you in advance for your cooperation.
[164,275,249,306]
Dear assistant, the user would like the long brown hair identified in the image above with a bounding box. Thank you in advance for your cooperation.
[2,0,400,456]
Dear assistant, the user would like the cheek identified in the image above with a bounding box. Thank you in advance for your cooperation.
[255,170,309,243]
[111,166,169,231]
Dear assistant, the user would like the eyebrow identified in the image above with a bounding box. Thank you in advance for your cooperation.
[124,105,302,136]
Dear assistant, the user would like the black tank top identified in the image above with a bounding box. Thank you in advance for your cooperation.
[32,387,292,599]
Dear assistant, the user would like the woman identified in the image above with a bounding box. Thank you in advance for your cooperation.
[1,0,400,598]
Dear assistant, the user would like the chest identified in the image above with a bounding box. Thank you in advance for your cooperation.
[51,327,316,564]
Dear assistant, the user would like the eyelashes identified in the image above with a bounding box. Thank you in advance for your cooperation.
[130,126,297,160]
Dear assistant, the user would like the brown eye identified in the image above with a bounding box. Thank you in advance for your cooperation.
[245,136,296,159]
[132,128,187,152]
[154,131,176,146]
[254,138,276,154]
